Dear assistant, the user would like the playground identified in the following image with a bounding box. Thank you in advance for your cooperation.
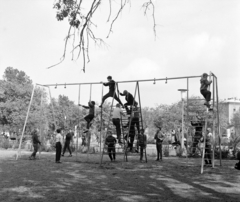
[0,149,239,202]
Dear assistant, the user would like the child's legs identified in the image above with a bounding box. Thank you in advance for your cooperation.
[140,146,144,160]
[101,92,113,105]
[112,147,116,160]
[84,114,94,129]
[108,147,112,160]
[113,94,123,106]
[201,90,211,102]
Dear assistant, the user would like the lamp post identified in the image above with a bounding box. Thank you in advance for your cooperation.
[178,89,188,149]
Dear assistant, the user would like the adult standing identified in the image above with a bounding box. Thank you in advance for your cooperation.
[55,128,63,163]
[119,90,138,114]
[29,129,41,160]
[99,76,123,108]
[62,129,74,157]
[105,131,117,161]
[112,103,125,144]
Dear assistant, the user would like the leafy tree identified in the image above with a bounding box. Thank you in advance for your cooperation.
[230,110,240,157]
[0,67,45,136]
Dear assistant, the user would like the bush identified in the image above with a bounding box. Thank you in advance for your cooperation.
[214,148,229,159]
[163,146,169,157]
[176,147,184,157]
[0,138,10,149]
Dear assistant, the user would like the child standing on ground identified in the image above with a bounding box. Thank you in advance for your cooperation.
[105,131,117,161]
[138,129,147,162]
[154,127,165,161]
[55,128,63,163]
[200,73,212,109]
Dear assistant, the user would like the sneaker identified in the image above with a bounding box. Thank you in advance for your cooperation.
[99,105,102,108]
[69,154,72,157]
[83,130,89,133]
[135,149,139,153]
[156,159,159,161]
[29,156,33,160]
[61,154,64,157]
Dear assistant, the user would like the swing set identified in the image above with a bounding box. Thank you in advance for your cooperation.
[15,73,222,174]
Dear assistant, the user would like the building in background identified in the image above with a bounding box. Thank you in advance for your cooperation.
[222,98,240,138]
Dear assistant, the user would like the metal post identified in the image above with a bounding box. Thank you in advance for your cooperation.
[90,84,92,101]
[201,111,208,174]
[181,99,184,149]
[76,84,81,161]
[99,84,104,158]
[186,78,189,162]
[16,84,36,160]
[215,77,222,166]
[48,87,57,130]
[39,89,44,159]
[212,76,216,168]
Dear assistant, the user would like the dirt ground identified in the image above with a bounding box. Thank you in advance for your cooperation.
[0,149,240,202]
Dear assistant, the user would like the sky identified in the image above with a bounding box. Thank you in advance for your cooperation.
[0,0,239,107]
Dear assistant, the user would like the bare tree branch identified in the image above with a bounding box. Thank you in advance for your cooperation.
[142,0,157,39]
[49,0,157,72]
[106,0,127,38]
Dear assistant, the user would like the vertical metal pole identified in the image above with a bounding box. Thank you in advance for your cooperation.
[76,84,81,161]
[48,87,57,130]
[99,84,104,158]
[181,98,184,149]
[89,84,92,101]
[137,82,147,162]
[137,82,144,130]
[39,89,44,159]
[212,76,216,168]
[186,78,189,161]
[16,84,36,160]
[215,77,222,166]
[201,111,208,174]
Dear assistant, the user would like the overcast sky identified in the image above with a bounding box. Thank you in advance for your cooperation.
[0,0,239,107]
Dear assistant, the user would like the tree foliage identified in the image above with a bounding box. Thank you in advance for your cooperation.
[0,67,45,135]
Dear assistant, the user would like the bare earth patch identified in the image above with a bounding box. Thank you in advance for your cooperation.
[0,149,239,202]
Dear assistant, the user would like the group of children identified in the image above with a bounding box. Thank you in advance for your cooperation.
[29,73,227,166]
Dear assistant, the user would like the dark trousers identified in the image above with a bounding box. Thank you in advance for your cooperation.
[101,91,123,106]
[132,117,140,134]
[112,118,121,141]
[56,142,62,162]
[128,135,135,151]
[192,137,200,154]
[205,145,212,164]
[201,89,211,102]
[156,143,162,159]
[63,141,71,155]
[140,146,144,160]
[31,143,39,158]
[108,146,116,161]
[84,114,94,129]
[124,101,137,114]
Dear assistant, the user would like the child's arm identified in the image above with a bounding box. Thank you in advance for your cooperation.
[80,104,89,109]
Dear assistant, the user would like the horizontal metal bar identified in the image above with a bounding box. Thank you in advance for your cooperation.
[36,75,202,87]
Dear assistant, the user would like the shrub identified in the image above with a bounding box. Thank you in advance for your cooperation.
[163,146,169,157]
